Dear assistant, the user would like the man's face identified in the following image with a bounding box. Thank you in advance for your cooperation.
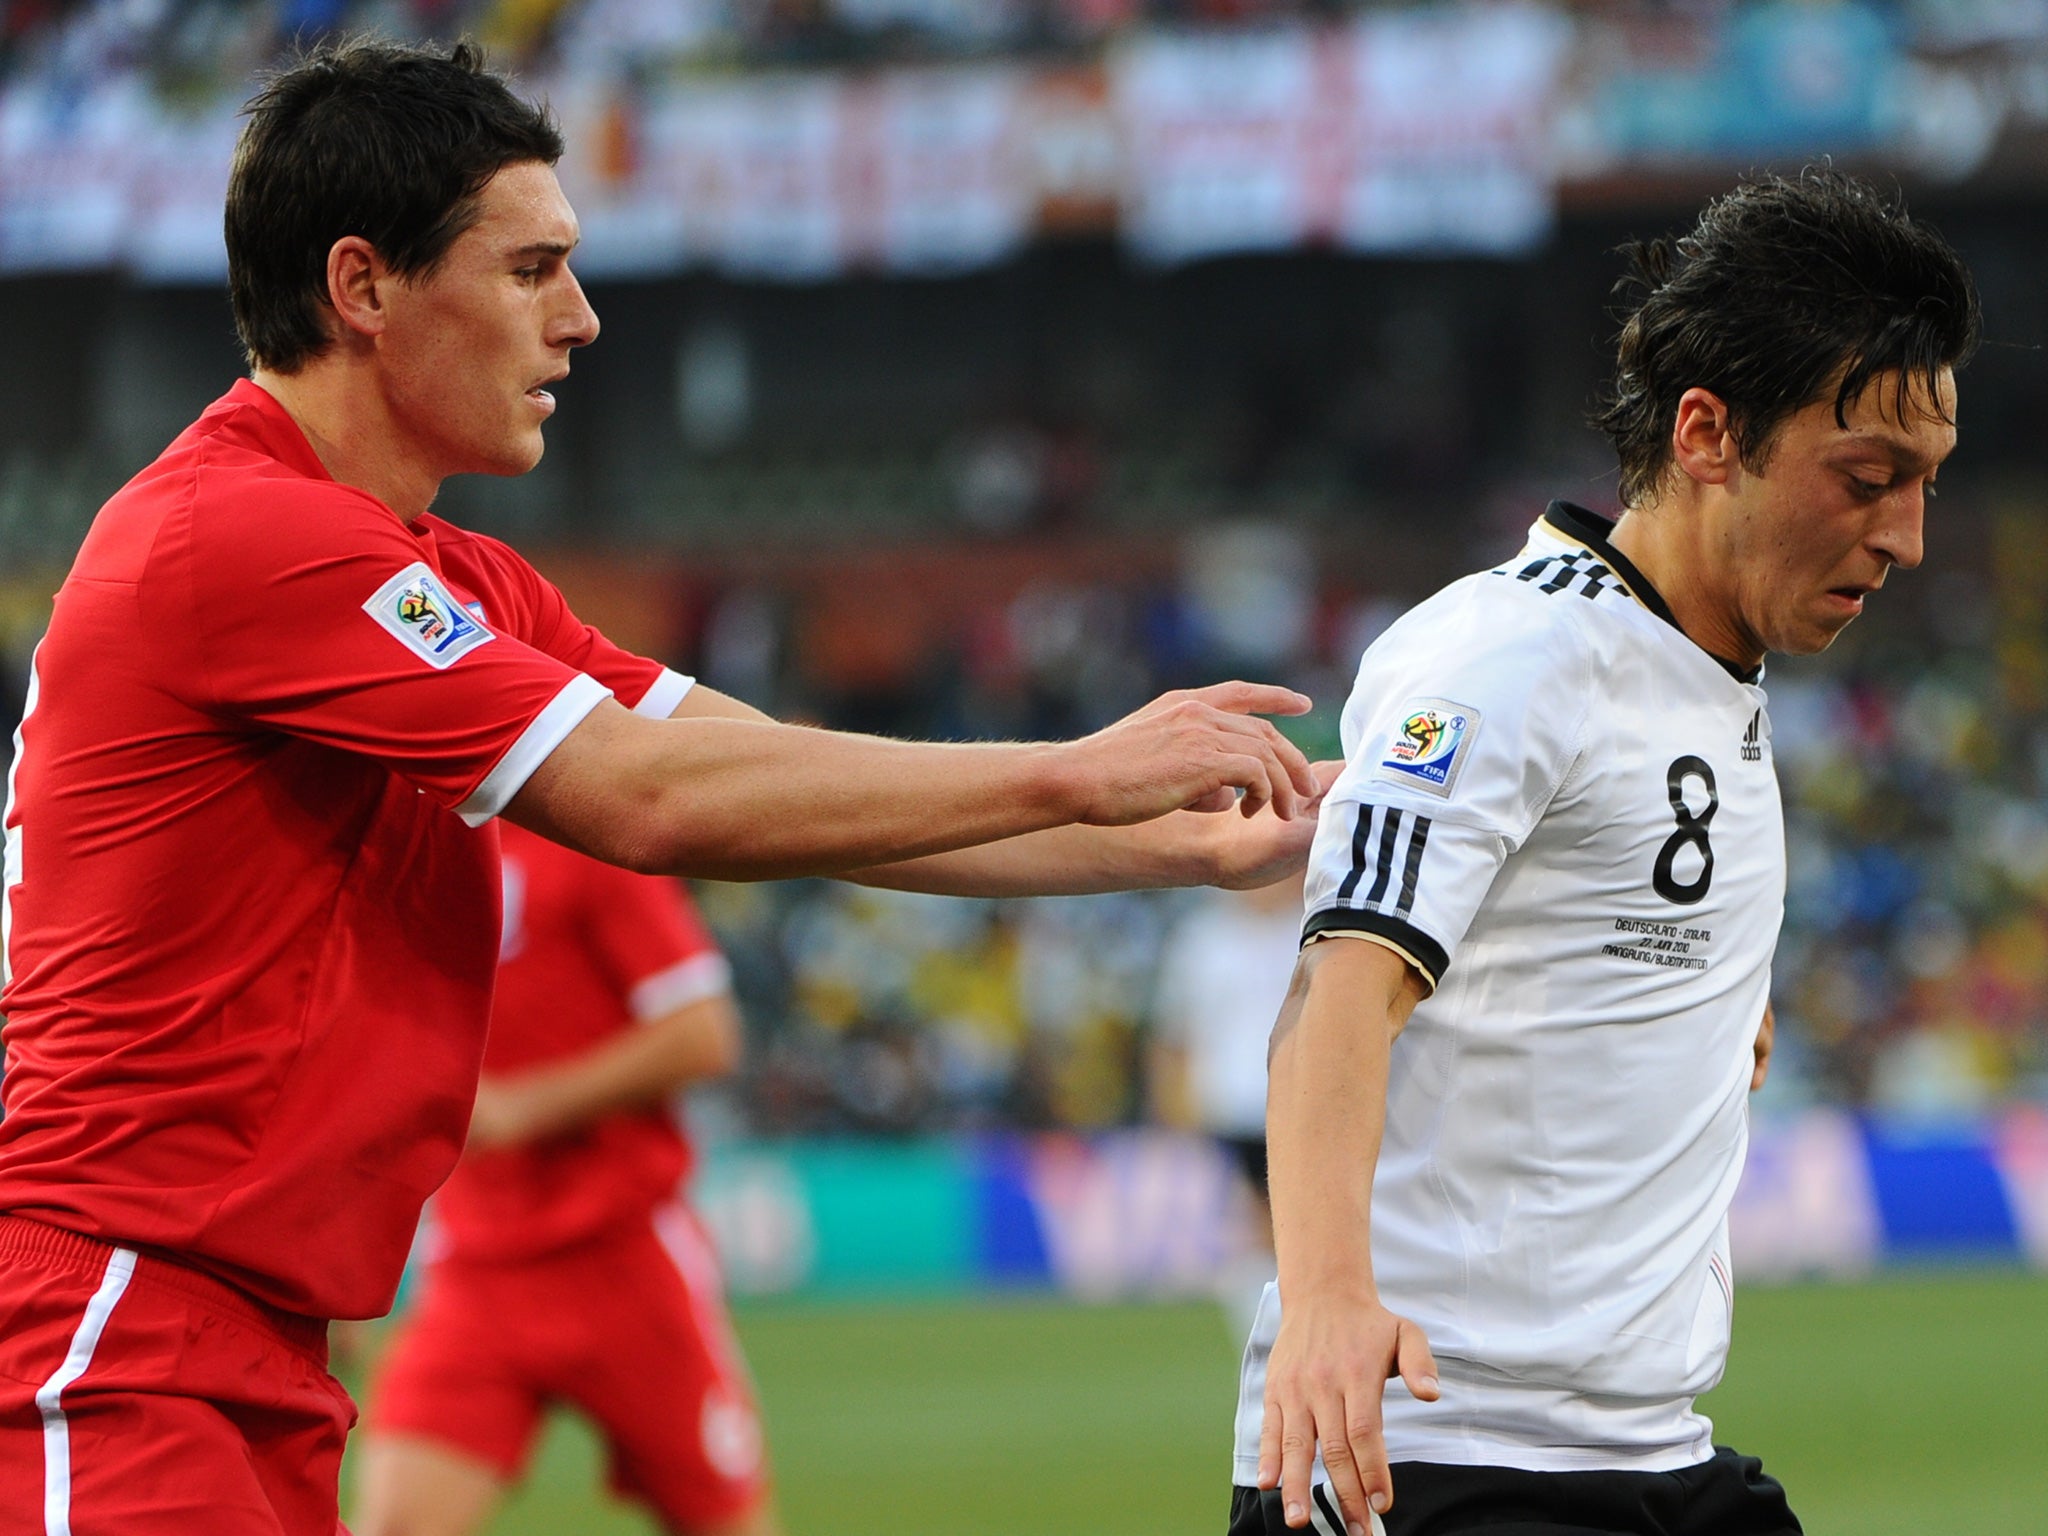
[377,160,599,479]
[1710,366,1957,660]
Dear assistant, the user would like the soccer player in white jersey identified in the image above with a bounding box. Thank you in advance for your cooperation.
[1228,170,1981,1536]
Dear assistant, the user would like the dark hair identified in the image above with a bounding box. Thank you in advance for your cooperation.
[1593,168,1981,508]
[226,37,563,373]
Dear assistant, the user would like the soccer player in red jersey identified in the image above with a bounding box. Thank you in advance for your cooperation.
[358,824,778,1536]
[0,40,1319,1536]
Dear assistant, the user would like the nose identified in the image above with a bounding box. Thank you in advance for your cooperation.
[555,267,600,350]
[1873,484,1925,571]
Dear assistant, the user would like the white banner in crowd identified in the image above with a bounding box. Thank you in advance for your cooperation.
[0,8,1568,281]
[0,76,145,273]
[560,66,1034,279]
[1335,4,1570,255]
[1112,28,1321,263]
[861,67,1031,276]
[1114,6,1569,264]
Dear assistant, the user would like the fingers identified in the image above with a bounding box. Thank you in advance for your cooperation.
[1395,1319,1441,1402]
[1256,1392,1284,1491]
[1197,709,1313,816]
[1277,1395,1320,1530]
[1180,680,1313,719]
[1320,1390,1381,1534]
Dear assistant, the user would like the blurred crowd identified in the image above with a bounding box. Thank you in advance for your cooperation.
[6,416,2048,1141]
[8,0,2048,1142]
[7,0,2048,93]
[655,498,2048,1139]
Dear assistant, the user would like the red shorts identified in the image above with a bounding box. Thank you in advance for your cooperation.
[367,1202,765,1532]
[0,1215,356,1536]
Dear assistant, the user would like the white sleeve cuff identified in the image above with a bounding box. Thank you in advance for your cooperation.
[456,674,612,828]
[629,952,733,1021]
[633,668,695,719]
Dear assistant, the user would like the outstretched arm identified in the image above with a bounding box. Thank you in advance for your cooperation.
[466,989,742,1151]
[1259,938,1437,1533]
[849,766,1339,896]
[507,680,1319,888]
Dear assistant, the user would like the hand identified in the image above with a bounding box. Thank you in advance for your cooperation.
[465,1077,545,1151]
[1751,1002,1774,1092]
[1258,1290,1439,1533]
[1059,683,1317,827]
[1211,760,1344,889]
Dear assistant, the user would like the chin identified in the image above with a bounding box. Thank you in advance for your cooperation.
[476,437,547,478]
[1778,621,1852,658]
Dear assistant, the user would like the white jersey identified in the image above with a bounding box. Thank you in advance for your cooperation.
[1234,503,1785,1477]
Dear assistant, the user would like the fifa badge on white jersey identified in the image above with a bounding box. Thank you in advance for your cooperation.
[363,562,495,669]
[1373,698,1479,798]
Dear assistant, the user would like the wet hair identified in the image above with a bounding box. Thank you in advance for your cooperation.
[1592,167,1981,507]
[226,37,563,373]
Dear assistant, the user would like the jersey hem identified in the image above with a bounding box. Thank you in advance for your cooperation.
[633,668,695,719]
[1230,1434,1718,1486]
[457,674,612,827]
[1301,908,1447,988]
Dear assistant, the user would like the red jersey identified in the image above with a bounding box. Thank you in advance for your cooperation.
[429,823,728,1264]
[0,380,693,1320]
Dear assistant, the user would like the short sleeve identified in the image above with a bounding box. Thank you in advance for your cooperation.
[455,528,695,721]
[177,485,611,825]
[575,863,732,1023]
[1302,583,1594,989]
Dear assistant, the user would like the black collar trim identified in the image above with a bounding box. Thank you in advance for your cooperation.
[1541,501,1761,685]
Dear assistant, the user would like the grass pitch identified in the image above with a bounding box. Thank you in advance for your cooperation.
[343,1269,2048,1536]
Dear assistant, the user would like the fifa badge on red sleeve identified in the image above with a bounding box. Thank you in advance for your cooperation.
[363,562,495,669]
[1371,698,1479,799]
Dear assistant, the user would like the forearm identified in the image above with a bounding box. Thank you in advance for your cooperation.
[488,997,739,1142]
[513,706,1079,880]
[848,816,1224,897]
[847,763,1336,897]
[508,680,1314,883]
[1266,941,1423,1303]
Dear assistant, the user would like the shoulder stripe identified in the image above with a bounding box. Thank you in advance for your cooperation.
[1499,546,1630,606]
[1362,807,1403,909]
[1336,803,1376,903]
[1318,801,1438,955]
[1396,816,1431,918]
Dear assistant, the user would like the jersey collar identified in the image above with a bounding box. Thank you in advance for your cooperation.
[219,378,335,484]
[1539,501,1762,685]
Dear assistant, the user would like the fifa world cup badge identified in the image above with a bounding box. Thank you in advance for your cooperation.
[362,562,496,669]
[1373,698,1480,799]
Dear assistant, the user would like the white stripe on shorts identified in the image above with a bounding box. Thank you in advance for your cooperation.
[1310,1482,1387,1536]
[651,1203,742,1379]
[35,1245,137,1536]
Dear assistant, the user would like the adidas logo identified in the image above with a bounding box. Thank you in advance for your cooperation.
[1741,711,1762,763]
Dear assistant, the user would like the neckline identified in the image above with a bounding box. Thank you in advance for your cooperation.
[1539,501,1761,685]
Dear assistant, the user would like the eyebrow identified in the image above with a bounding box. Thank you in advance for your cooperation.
[508,239,577,260]
[1829,433,1948,476]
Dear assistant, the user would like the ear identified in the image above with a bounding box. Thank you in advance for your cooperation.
[1670,387,1737,487]
[326,235,391,342]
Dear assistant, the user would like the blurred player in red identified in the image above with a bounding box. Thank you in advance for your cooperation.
[357,825,776,1536]
[0,37,1317,1536]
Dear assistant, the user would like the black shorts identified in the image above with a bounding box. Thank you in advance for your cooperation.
[1227,1446,1801,1536]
